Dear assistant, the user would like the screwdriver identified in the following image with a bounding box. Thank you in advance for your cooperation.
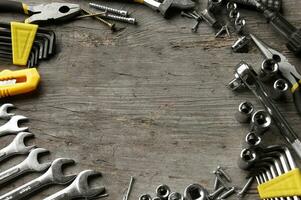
[252,0,301,55]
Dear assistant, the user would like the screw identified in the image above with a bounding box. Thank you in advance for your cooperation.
[191,20,201,32]
[217,166,232,182]
[213,176,219,191]
[217,187,236,200]
[213,170,230,190]
[81,8,116,31]
[123,176,135,200]
[208,186,225,200]
[237,177,254,198]
[181,11,194,19]
[102,13,136,24]
[89,2,129,17]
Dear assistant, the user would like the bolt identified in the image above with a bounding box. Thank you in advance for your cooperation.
[237,177,254,198]
[213,170,230,190]
[181,11,194,19]
[217,187,236,200]
[191,20,201,32]
[89,2,129,17]
[208,186,225,200]
[102,13,136,24]
[213,176,219,191]
[217,166,232,182]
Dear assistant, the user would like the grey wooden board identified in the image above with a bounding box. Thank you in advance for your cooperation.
[0,0,301,199]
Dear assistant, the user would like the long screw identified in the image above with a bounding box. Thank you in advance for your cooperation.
[237,177,254,198]
[81,8,116,31]
[102,14,136,24]
[217,166,232,182]
[208,186,225,200]
[89,2,129,17]
[124,176,135,200]
[217,187,236,200]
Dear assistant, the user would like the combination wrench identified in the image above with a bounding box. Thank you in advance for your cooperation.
[0,148,50,185]
[0,132,35,163]
[0,158,76,200]
[0,104,15,119]
[44,170,105,200]
[0,115,28,136]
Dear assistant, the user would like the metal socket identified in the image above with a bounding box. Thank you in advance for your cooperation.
[156,184,171,199]
[208,0,223,13]
[238,148,257,170]
[259,59,279,82]
[250,110,272,135]
[235,101,254,123]
[245,132,261,147]
[184,184,209,200]
[272,79,288,100]
[140,194,152,200]
[168,192,183,200]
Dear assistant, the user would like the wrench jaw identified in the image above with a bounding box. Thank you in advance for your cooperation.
[0,115,29,136]
[0,103,15,119]
[11,132,36,154]
[26,148,51,172]
[76,170,105,198]
[47,158,76,185]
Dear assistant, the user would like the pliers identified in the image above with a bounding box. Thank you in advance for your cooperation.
[250,34,301,114]
[0,1,81,25]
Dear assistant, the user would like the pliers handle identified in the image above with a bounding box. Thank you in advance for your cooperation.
[0,1,29,14]
[291,81,301,114]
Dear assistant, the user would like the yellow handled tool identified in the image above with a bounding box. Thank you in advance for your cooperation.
[0,68,40,98]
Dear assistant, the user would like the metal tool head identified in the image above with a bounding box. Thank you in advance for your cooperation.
[0,115,28,135]
[0,103,14,119]
[26,3,81,24]
[184,184,209,200]
[159,0,195,17]
[70,170,105,198]
[24,148,51,171]
[44,158,76,184]
[250,34,301,85]
[9,132,35,154]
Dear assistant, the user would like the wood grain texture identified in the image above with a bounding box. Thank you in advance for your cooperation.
[0,0,300,199]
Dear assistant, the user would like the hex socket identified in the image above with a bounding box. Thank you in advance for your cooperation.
[272,79,288,100]
[140,194,152,200]
[168,192,183,200]
[184,184,209,200]
[235,101,254,123]
[259,59,279,82]
[238,148,257,170]
[208,0,223,13]
[250,110,272,135]
[245,132,262,147]
[156,184,171,200]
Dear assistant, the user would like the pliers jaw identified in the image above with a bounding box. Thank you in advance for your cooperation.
[25,3,81,24]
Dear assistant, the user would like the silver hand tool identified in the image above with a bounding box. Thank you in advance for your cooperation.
[0,132,35,163]
[250,34,301,113]
[0,148,50,185]
[0,158,76,200]
[228,62,301,159]
[250,110,271,135]
[156,184,171,200]
[43,170,105,200]
[235,101,254,123]
[184,184,209,200]
[0,115,28,136]
[0,103,14,119]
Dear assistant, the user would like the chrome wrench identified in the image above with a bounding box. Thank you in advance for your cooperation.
[0,158,76,200]
[0,148,50,185]
[0,115,28,136]
[0,132,35,163]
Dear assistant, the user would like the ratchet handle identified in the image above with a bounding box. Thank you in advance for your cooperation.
[0,1,28,14]
[292,84,301,114]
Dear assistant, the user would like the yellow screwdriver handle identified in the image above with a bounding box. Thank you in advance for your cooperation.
[0,68,40,98]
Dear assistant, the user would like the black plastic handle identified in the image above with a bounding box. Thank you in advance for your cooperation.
[293,86,301,115]
[0,1,26,13]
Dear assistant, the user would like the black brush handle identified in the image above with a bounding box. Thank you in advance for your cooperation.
[0,1,27,13]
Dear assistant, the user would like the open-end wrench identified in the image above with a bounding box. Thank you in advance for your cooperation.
[0,115,28,136]
[0,132,35,163]
[44,170,105,200]
[0,148,50,185]
[0,158,76,200]
[0,104,14,119]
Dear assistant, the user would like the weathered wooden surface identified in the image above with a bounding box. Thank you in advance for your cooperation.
[0,0,301,199]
